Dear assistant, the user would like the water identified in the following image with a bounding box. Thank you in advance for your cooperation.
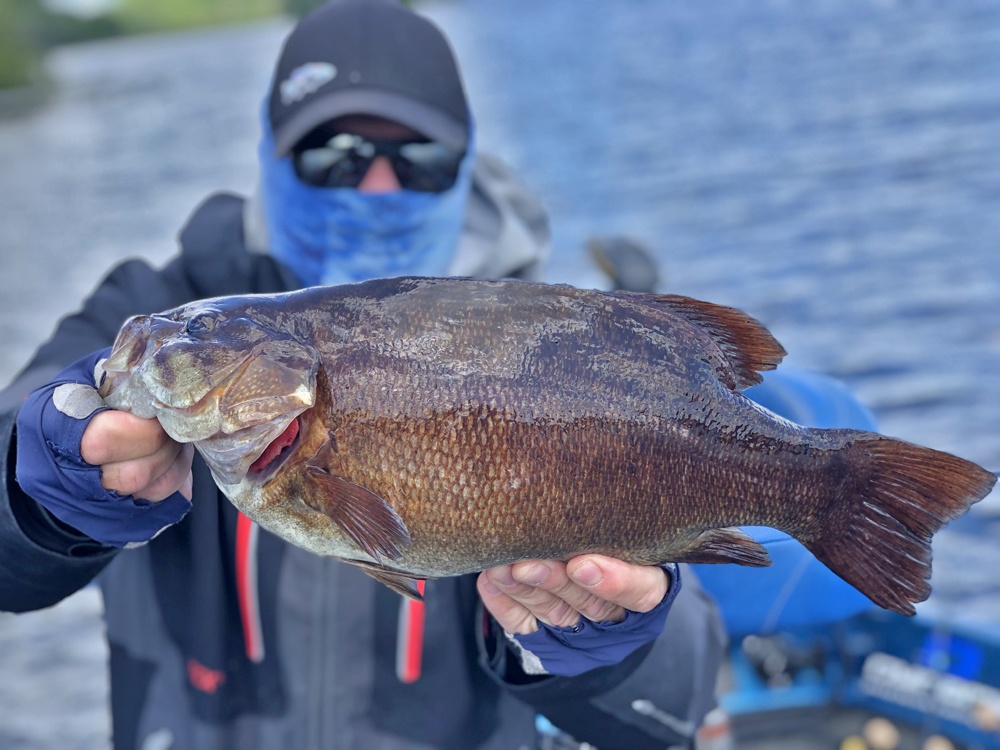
[1,1,999,746]
[441,0,1000,472]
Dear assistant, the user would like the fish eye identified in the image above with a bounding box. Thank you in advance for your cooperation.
[186,314,218,335]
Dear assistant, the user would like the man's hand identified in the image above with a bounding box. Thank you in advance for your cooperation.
[477,556,678,677]
[477,555,670,634]
[82,411,194,503]
[15,350,195,547]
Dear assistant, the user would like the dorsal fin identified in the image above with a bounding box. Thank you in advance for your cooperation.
[611,291,787,391]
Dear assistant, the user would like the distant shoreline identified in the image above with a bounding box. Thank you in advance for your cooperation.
[0,0,289,91]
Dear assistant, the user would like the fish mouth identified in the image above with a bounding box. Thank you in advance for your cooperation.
[246,417,302,483]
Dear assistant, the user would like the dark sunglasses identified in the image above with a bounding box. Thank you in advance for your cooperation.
[292,132,465,193]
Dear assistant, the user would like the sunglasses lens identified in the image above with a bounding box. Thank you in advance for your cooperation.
[395,141,464,192]
[293,134,372,188]
[292,133,464,192]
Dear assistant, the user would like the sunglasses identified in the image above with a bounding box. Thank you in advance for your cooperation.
[292,132,465,193]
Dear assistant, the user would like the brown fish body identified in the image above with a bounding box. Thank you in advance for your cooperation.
[99,277,997,613]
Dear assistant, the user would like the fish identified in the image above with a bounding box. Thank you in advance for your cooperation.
[97,276,996,613]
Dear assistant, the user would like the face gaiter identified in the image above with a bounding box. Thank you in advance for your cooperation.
[258,107,475,287]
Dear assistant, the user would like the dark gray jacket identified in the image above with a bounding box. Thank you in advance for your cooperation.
[0,159,725,750]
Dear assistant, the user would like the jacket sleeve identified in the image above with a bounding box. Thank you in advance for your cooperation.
[0,192,290,614]
[0,256,186,612]
[0,406,118,612]
[481,565,726,749]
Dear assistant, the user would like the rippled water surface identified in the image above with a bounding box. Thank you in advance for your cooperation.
[1,1,998,747]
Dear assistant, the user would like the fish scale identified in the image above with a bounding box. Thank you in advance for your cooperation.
[98,276,996,613]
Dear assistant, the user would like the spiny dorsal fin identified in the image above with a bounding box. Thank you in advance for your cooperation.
[612,291,787,391]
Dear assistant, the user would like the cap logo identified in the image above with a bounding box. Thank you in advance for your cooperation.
[280,62,337,106]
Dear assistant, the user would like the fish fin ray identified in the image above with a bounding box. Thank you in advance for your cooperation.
[611,292,786,390]
[805,436,996,616]
[347,560,426,600]
[672,527,772,566]
[304,468,412,562]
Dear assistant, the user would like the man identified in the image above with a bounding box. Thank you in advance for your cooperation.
[0,2,725,748]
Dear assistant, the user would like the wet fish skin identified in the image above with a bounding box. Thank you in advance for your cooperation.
[98,277,997,612]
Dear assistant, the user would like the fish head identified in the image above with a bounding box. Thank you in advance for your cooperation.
[99,297,319,486]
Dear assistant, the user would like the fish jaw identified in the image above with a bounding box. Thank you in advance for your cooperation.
[192,337,320,483]
[99,314,165,419]
[99,307,321,485]
[197,412,307,486]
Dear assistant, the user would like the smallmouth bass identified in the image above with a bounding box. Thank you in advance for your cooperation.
[98,277,996,613]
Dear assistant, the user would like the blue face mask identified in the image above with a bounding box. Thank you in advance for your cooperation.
[258,110,475,288]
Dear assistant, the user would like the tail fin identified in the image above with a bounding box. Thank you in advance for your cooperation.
[807,438,996,615]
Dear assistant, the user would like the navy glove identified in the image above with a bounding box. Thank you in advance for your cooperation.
[14,349,192,548]
[506,564,680,677]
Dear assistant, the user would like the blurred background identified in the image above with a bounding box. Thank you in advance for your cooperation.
[0,0,998,748]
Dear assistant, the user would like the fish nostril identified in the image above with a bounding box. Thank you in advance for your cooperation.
[185,314,217,335]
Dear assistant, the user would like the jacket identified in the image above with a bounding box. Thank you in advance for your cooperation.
[0,156,726,750]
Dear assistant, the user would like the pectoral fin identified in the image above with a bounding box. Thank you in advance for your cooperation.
[673,527,771,566]
[304,467,411,563]
[348,559,427,600]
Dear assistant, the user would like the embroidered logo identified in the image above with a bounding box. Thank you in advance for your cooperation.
[186,658,227,694]
[280,62,337,105]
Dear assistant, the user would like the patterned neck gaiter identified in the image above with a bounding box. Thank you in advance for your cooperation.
[258,107,475,288]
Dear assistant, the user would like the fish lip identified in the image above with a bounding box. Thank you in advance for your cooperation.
[245,417,303,484]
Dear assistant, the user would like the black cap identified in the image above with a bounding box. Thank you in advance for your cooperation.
[268,0,470,155]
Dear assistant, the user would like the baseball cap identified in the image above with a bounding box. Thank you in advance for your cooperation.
[268,0,471,156]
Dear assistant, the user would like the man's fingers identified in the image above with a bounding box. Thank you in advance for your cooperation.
[479,557,672,636]
[479,564,581,633]
[100,442,194,502]
[510,560,625,625]
[566,555,670,614]
[137,444,195,502]
[81,411,172,466]
[477,570,539,635]
[79,410,194,502]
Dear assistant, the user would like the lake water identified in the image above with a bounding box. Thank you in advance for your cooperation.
[1,1,998,747]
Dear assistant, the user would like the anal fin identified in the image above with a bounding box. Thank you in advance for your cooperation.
[673,527,772,567]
